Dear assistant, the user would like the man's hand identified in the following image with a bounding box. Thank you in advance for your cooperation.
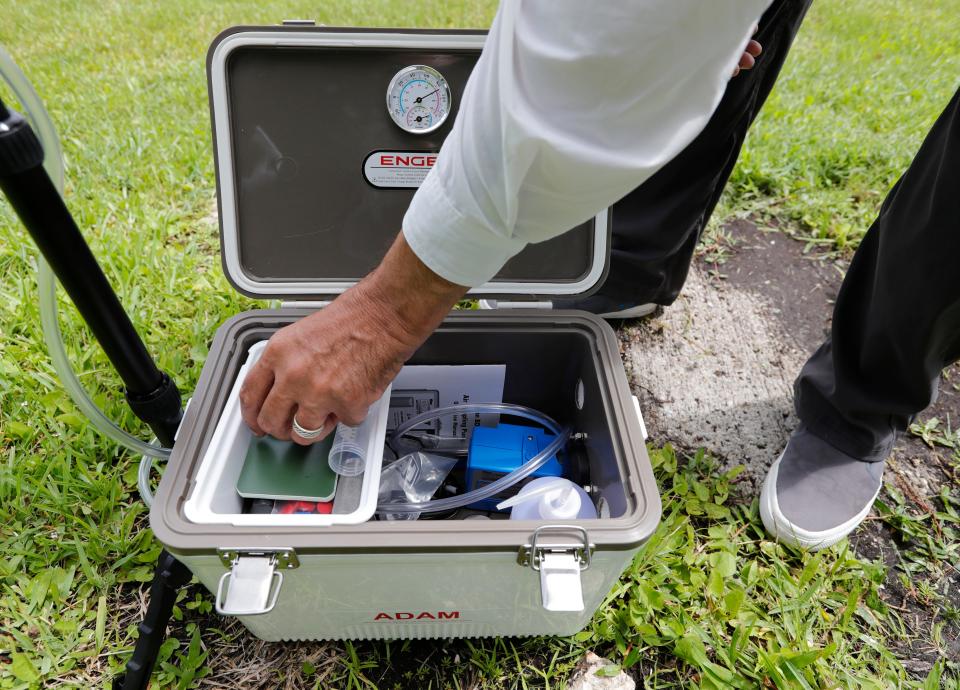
[733,24,762,77]
[239,233,468,445]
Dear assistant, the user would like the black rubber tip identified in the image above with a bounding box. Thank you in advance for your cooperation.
[0,104,44,176]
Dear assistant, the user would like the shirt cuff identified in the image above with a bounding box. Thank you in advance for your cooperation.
[402,170,526,288]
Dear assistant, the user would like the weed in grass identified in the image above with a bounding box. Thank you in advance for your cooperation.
[153,623,210,690]
[910,416,959,452]
[334,641,378,690]
[872,479,960,650]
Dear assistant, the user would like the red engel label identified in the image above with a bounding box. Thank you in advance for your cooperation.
[363,150,438,189]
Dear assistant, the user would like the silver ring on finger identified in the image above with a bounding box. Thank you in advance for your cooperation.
[292,414,325,440]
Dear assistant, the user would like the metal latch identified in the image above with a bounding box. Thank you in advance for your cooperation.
[215,548,298,616]
[518,526,594,612]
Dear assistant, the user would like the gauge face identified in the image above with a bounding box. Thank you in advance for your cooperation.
[386,65,452,134]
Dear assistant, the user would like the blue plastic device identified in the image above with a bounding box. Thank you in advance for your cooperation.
[465,423,564,511]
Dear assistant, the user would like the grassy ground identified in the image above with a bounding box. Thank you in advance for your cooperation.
[718,0,960,251]
[0,0,958,688]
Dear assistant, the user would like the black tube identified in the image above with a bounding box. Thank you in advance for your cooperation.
[0,98,182,446]
[0,99,190,689]
[2,166,164,391]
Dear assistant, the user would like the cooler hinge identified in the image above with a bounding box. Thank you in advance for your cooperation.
[518,525,594,612]
[478,299,554,310]
[279,300,331,309]
[215,548,299,616]
[283,299,557,310]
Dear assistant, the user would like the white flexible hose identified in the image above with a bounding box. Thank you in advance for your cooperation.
[379,403,571,514]
[0,45,171,461]
[138,443,156,508]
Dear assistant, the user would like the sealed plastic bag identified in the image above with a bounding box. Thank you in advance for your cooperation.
[377,452,458,521]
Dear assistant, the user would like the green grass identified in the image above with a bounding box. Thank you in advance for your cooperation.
[722,0,960,250]
[589,447,955,689]
[1,0,959,687]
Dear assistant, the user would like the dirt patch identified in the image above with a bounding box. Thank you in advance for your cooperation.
[619,220,844,493]
[714,219,844,356]
[618,218,959,670]
[878,369,960,667]
[851,517,960,672]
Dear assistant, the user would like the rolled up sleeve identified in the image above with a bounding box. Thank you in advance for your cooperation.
[403,170,526,287]
[403,0,770,287]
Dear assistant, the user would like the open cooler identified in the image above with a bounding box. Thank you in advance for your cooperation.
[150,24,661,641]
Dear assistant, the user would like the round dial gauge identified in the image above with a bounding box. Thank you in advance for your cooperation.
[386,65,452,134]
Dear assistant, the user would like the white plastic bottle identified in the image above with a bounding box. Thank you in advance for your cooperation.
[496,477,598,520]
[328,423,366,477]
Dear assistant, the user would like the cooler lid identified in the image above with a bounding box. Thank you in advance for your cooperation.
[207,26,610,301]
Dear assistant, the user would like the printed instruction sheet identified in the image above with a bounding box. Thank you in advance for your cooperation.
[389,365,506,445]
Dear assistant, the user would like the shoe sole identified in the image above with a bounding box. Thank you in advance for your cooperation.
[759,452,880,551]
[598,303,657,319]
[479,300,657,320]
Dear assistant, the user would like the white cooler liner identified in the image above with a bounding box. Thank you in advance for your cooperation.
[184,340,392,527]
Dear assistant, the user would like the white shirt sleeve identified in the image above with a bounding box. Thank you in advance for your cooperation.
[403,0,770,287]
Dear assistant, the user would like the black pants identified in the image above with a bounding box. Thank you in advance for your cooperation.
[794,88,960,460]
[600,0,813,306]
[605,0,960,460]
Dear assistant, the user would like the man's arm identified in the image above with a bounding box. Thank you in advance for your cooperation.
[241,0,770,442]
[403,0,770,287]
[239,234,466,442]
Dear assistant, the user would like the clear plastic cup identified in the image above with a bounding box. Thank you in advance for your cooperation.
[328,423,366,476]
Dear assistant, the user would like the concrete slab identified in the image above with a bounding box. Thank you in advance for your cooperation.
[619,222,846,492]
[620,265,805,492]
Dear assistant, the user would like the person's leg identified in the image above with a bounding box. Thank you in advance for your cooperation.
[795,89,960,459]
[572,0,813,313]
[762,86,960,549]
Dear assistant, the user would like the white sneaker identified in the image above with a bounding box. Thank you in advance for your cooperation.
[759,427,884,551]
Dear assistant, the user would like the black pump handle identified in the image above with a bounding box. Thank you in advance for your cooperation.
[0,96,182,445]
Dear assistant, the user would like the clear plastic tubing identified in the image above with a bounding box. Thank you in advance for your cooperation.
[0,46,172,469]
[378,403,571,515]
[328,423,365,477]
